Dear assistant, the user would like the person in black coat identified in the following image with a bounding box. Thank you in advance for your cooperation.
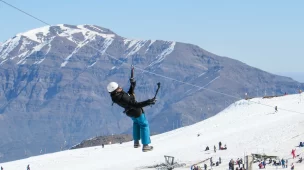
[107,80,156,152]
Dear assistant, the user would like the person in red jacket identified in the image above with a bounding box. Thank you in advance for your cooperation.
[291,149,296,159]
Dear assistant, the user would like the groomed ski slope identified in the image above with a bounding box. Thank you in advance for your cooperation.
[2,94,304,170]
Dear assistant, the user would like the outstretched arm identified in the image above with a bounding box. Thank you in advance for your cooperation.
[128,65,135,95]
[117,93,156,108]
[128,78,136,95]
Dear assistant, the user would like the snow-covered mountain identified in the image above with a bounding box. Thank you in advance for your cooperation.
[1,94,304,170]
[0,24,116,65]
[0,24,303,162]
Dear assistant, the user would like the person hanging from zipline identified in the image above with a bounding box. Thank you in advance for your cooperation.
[107,66,159,152]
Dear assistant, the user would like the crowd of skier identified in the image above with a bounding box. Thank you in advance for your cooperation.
[190,139,303,170]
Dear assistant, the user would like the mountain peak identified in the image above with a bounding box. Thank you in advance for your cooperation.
[15,24,116,43]
[0,24,118,63]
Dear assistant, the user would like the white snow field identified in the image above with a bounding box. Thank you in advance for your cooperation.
[1,94,304,170]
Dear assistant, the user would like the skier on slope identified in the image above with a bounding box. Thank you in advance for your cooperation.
[107,67,156,152]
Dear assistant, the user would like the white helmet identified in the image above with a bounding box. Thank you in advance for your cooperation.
[107,82,119,93]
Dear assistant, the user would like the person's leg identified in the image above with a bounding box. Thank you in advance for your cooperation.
[133,113,153,151]
[135,113,151,145]
[131,117,141,148]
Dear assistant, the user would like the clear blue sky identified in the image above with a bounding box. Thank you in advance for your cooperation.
[0,0,303,75]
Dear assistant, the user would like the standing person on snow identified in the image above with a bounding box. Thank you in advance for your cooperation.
[219,141,222,150]
[27,164,30,170]
[204,164,207,170]
[107,68,157,152]
[291,149,296,159]
[291,163,294,170]
[210,157,213,167]
[281,159,285,168]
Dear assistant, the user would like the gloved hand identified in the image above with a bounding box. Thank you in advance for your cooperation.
[147,98,157,105]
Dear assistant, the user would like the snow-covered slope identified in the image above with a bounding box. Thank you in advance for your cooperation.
[2,94,304,170]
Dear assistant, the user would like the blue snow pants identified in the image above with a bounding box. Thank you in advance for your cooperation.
[131,113,151,145]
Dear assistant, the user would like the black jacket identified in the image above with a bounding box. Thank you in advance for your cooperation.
[110,81,152,118]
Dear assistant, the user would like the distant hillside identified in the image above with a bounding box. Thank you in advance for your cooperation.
[70,134,133,149]
[71,132,158,149]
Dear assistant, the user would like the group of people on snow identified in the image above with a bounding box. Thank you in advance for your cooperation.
[205,141,227,152]
[191,163,208,170]
[256,158,290,169]
[191,157,222,170]
[210,156,222,167]
[229,158,244,170]
[258,160,266,169]
[281,158,289,168]
[191,165,202,170]
[255,146,303,170]
[202,141,301,170]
